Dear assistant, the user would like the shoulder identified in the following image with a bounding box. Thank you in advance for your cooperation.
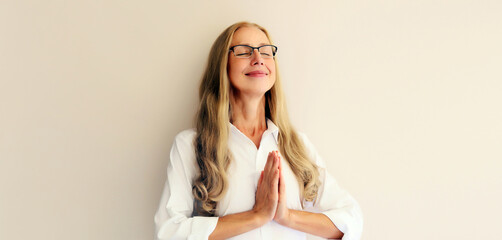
[172,128,197,152]
[170,129,198,170]
[296,131,314,152]
[168,129,199,181]
[174,128,196,143]
[296,131,327,168]
[296,131,308,143]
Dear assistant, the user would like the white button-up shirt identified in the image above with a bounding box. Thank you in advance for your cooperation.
[155,119,363,240]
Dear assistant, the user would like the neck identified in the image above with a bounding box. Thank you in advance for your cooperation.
[230,92,267,135]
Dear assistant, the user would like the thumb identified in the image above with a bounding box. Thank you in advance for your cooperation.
[278,168,286,199]
[258,171,264,187]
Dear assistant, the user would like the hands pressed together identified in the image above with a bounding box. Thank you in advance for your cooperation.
[209,150,345,240]
[252,151,292,227]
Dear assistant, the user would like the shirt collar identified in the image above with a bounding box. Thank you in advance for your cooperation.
[229,118,279,144]
[266,118,279,143]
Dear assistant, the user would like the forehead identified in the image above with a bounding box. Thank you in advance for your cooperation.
[231,27,270,46]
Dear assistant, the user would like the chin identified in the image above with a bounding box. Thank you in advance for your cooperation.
[232,79,275,97]
[240,87,273,98]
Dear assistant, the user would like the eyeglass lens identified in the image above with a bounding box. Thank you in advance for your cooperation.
[233,46,275,58]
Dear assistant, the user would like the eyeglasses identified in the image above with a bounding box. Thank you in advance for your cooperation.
[229,45,278,58]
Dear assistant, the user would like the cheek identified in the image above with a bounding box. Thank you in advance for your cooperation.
[228,61,244,79]
[227,65,237,87]
[266,60,276,72]
[267,62,276,79]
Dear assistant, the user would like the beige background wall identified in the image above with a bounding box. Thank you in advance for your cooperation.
[1,1,501,239]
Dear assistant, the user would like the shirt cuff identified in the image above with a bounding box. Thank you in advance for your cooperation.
[321,209,362,240]
[188,216,219,240]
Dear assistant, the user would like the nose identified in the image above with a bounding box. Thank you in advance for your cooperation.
[250,49,264,66]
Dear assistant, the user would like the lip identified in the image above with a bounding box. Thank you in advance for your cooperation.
[245,70,268,77]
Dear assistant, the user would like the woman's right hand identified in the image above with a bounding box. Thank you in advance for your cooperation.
[252,151,280,225]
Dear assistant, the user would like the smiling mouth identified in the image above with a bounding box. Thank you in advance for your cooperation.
[245,73,268,77]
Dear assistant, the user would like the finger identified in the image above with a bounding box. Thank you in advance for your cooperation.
[264,152,274,174]
[258,171,264,187]
[262,153,272,183]
[279,167,285,196]
[271,168,279,190]
[276,153,281,185]
[265,152,278,181]
[272,151,280,170]
[278,154,283,187]
[277,172,283,203]
[277,153,282,172]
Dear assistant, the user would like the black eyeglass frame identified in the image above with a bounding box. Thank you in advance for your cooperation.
[229,44,278,58]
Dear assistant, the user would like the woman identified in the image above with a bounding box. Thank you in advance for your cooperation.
[155,21,363,240]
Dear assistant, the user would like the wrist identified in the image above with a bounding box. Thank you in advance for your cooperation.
[251,209,268,227]
[279,209,295,228]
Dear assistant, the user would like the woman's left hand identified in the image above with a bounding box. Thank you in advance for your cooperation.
[273,151,292,226]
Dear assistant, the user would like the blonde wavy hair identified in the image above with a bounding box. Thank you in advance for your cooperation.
[192,21,320,216]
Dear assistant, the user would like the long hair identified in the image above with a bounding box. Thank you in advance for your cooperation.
[193,21,320,216]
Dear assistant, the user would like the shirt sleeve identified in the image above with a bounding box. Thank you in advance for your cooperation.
[299,133,363,240]
[154,131,219,240]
